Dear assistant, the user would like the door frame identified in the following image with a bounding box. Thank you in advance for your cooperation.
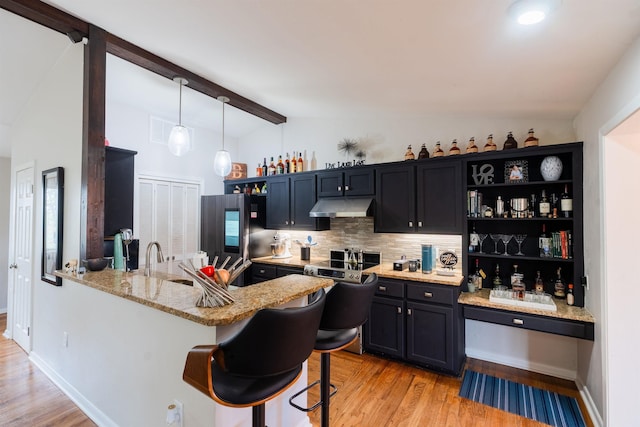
[4,161,35,349]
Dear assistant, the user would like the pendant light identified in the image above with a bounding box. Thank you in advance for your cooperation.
[213,96,232,177]
[167,77,191,156]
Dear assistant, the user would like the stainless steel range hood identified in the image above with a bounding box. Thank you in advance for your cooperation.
[309,198,374,218]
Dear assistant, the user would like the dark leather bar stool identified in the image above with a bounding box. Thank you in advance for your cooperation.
[183,288,326,427]
[290,273,378,427]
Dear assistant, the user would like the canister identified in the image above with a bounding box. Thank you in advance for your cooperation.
[114,233,124,271]
[422,244,433,274]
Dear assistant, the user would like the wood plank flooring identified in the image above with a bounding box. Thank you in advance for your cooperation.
[0,314,592,426]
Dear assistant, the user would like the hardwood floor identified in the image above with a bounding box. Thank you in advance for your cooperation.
[0,313,592,426]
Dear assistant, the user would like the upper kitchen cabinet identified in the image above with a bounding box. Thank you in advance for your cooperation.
[416,159,463,234]
[316,167,375,198]
[104,147,137,236]
[375,159,463,234]
[266,174,330,231]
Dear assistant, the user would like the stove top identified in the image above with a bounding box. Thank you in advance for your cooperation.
[303,249,381,283]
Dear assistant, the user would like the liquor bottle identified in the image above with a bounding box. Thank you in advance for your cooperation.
[538,189,551,217]
[448,139,461,155]
[492,264,503,289]
[473,258,483,290]
[553,267,566,299]
[268,157,276,176]
[495,196,505,217]
[404,145,415,160]
[261,183,267,193]
[262,157,268,177]
[285,153,290,173]
[432,141,445,157]
[529,193,537,218]
[524,128,539,147]
[466,137,478,153]
[561,184,573,218]
[297,152,304,172]
[276,155,285,174]
[469,223,480,253]
[503,131,518,149]
[253,183,261,194]
[418,143,429,159]
[566,283,575,306]
[534,271,544,294]
[539,224,552,257]
[511,265,525,298]
[483,134,497,152]
[290,152,297,173]
[256,163,263,177]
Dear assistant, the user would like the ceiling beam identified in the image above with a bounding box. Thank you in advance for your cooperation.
[106,33,287,124]
[0,0,287,124]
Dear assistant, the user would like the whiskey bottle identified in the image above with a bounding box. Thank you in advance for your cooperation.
[290,152,297,173]
[524,128,539,147]
[553,267,566,299]
[534,270,544,294]
[297,152,304,172]
[466,137,478,153]
[404,145,415,160]
[483,134,497,152]
[432,141,445,157]
[539,224,552,257]
[262,157,268,176]
[285,153,290,173]
[256,163,263,177]
[276,155,285,174]
[503,131,518,149]
[492,264,503,289]
[539,189,551,217]
[473,258,483,290]
[469,224,480,253]
[418,143,429,159]
[561,184,573,218]
[268,157,276,176]
[529,193,537,217]
[448,139,461,155]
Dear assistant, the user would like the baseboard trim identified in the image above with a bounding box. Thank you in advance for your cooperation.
[466,348,577,380]
[575,376,604,427]
[29,351,117,427]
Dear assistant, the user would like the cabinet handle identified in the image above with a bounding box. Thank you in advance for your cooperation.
[378,286,387,292]
[397,306,402,314]
[407,308,412,316]
[9,264,17,269]
[424,292,433,298]
[338,186,342,191]
[408,221,413,227]
[259,269,266,274]
[417,221,423,228]
[345,185,350,191]
[285,220,289,225]
[513,318,524,325]
[291,220,295,225]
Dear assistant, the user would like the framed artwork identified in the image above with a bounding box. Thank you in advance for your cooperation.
[42,167,64,286]
[504,160,528,183]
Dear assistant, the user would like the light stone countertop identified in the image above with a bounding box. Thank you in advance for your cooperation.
[55,268,333,326]
[362,264,464,286]
[251,255,329,267]
[458,288,595,323]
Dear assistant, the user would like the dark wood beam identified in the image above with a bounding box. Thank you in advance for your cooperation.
[106,33,287,124]
[0,0,88,41]
[80,24,107,260]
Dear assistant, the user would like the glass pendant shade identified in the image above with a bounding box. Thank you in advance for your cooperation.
[214,149,232,177]
[168,125,191,156]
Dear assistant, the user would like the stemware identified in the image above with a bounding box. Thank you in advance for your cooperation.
[120,228,133,272]
[500,234,513,256]
[489,233,502,254]
[514,234,527,256]
[477,233,488,254]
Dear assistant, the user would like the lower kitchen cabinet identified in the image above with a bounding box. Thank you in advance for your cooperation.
[250,263,303,284]
[364,277,465,375]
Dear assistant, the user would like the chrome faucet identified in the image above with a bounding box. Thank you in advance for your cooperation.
[144,241,165,276]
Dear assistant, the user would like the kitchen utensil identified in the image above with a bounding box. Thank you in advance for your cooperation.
[113,233,124,271]
[301,246,310,261]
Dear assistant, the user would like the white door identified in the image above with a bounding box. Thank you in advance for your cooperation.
[10,166,34,352]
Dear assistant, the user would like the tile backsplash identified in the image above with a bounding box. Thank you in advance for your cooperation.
[277,217,462,271]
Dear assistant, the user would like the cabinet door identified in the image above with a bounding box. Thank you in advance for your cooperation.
[104,147,136,236]
[375,165,416,232]
[344,168,375,196]
[290,175,318,230]
[276,266,303,277]
[316,171,343,197]
[406,301,453,372]
[364,296,405,358]
[416,159,463,233]
[266,176,290,229]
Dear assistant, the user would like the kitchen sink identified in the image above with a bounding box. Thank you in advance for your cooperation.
[170,279,193,286]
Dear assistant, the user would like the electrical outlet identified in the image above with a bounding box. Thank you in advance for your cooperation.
[166,399,183,427]
[63,332,69,348]
[582,275,589,291]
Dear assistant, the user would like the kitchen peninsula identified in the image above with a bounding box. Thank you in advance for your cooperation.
[53,268,332,427]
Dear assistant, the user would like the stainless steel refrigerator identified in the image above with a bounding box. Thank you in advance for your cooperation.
[200,194,272,286]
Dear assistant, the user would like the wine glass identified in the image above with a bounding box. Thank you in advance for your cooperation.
[489,234,502,254]
[477,233,488,254]
[500,234,513,256]
[514,234,527,256]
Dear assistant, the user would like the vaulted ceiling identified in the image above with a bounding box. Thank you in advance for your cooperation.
[2,1,640,157]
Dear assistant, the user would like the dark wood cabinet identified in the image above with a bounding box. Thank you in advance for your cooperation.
[364,278,465,375]
[316,168,375,198]
[265,176,290,229]
[250,263,303,284]
[374,165,416,232]
[265,175,330,231]
[416,159,463,233]
[104,147,137,236]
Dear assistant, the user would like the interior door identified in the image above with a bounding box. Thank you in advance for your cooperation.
[10,166,34,352]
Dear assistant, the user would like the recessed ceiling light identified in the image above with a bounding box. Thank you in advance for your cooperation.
[508,0,561,25]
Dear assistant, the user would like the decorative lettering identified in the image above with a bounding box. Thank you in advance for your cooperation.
[471,164,494,185]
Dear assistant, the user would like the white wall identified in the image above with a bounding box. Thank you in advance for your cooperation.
[0,156,10,312]
[574,34,640,427]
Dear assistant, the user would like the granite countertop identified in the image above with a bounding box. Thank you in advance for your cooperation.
[458,288,595,323]
[362,264,464,286]
[55,268,333,327]
[251,255,329,267]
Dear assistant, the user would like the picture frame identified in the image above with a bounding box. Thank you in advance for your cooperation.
[42,167,64,286]
[504,160,528,183]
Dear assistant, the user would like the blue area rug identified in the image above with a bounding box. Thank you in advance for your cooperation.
[459,370,586,427]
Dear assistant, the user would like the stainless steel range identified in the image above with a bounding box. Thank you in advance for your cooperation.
[303,248,381,355]
[303,249,381,283]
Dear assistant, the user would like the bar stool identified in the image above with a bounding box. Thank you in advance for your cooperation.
[183,288,326,427]
[290,273,378,427]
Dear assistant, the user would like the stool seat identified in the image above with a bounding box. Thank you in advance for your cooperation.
[314,328,358,352]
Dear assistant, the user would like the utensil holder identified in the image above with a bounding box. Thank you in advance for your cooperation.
[301,247,310,261]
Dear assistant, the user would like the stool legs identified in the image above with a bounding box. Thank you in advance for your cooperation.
[320,352,331,427]
[252,404,265,427]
